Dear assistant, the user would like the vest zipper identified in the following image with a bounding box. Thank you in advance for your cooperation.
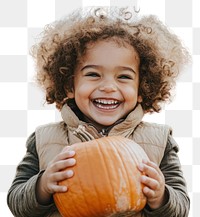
[100,128,109,137]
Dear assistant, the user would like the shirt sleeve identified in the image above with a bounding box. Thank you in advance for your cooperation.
[7,132,57,217]
[143,135,190,217]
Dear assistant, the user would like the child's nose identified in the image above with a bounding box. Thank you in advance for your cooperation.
[99,82,117,92]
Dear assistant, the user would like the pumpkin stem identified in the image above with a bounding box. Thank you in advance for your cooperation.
[73,125,95,141]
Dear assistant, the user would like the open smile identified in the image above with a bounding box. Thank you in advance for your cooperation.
[92,98,121,110]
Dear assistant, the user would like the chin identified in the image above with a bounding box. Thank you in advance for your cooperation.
[98,121,115,127]
[92,120,115,131]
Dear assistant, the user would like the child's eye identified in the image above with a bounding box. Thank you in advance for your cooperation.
[85,72,100,77]
[118,74,133,80]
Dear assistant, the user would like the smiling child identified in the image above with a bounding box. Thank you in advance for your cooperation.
[7,7,190,217]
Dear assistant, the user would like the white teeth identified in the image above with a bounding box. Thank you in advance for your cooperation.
[93,99,120,110]
[97,104,118,109]
[94,99,118,105]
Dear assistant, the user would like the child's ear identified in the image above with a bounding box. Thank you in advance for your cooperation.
[137,95,143,103]
[67,91,75,99]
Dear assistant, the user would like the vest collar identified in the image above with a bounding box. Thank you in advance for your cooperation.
[61,103,144,135]
[61,103,81,128]
[109,104,144,136]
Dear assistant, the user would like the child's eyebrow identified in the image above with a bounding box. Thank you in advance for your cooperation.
[80,65,100,71]
[81,65,136,74]
[118,66,137,74]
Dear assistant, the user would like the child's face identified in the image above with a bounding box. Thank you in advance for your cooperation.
[68,40,142,129]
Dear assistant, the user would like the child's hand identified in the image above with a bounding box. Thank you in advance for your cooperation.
[36,147,76,204]
[138,159,168,210]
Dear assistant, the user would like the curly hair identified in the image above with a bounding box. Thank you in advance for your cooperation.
[31,7,190,113]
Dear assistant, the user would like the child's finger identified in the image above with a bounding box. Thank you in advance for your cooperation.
[141,175,159,191]
[49,183,68,193]
[62,145,73,152]
[142,186,155,198]
[54,149,76,162]
[51,158,76,172]
[48,170,74,193]
[138,162,157,178]
[142,159,158,169]
[138,160,162,180]
[51,169,74,182]
[142,159,163,176]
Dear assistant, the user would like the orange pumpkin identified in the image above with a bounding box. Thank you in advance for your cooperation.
[53,136,149,217]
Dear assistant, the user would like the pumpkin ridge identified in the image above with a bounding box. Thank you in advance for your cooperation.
[109,138,132,213]
[65,142,92,217]
[80,141,98,216]
[120,139,142,210]
[123,140,147,210]
[85,139,105,216]
[70,144,88,217]
[126,142,147,168]
[116,139,136,210]
[96,137,118,215]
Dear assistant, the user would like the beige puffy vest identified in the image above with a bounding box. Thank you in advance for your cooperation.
[35,104,171,217]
